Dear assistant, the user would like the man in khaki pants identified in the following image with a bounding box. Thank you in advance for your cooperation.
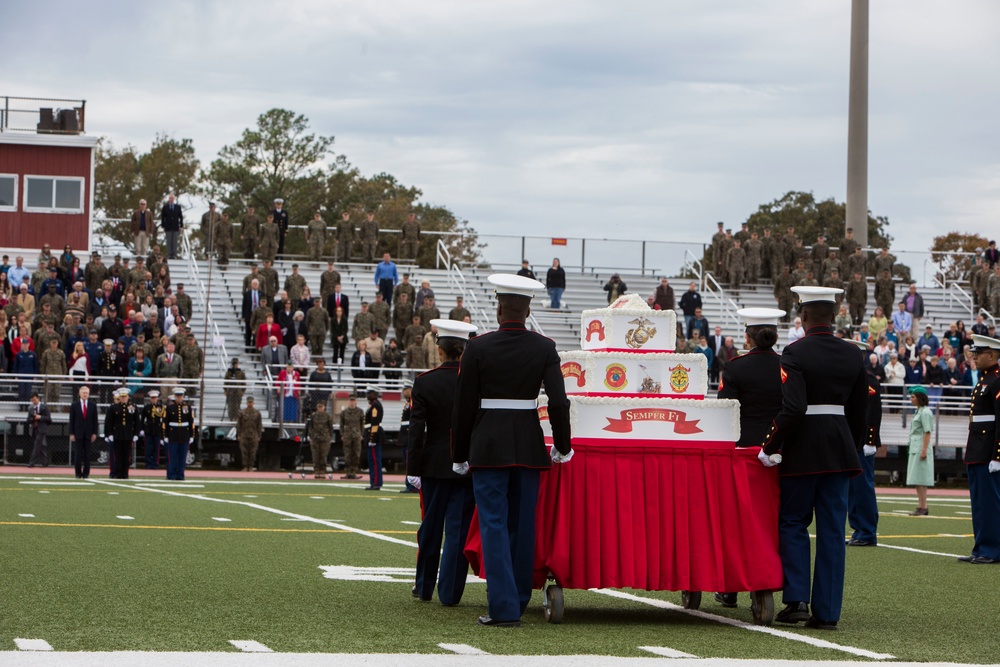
[131,199,153,256]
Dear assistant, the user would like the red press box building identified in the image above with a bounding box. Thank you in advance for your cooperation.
[0,96,97,255]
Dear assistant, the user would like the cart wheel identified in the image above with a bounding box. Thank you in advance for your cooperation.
[680,591,702,610]
[750,590,774,626]
[544,584,564,624]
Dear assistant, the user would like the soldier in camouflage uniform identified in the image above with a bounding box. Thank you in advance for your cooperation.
[401,213,421,260]
[417,296,441,328]
[811,235,829,275]
[307,400,335,478]
[769,232,787,282]
[990,266,1000,316]
[369,292,391,340]
[774,265,795,322]
[352,302,375,345]
[823,269,846,307]
[126,257,146,292]
[745,232,763,284]
[174,284,193,322]
[734,222,750,244]
[224,358,246,421]
[846,272,868,326]
[874,248,895,279]
[839,227,859,257]
[85,254,108,294]
[392,292,414,342]
[306,212,327,262]
[259,259,279,301]
[306,302,330,356]
[792,260,809,286]
[726,240,746,290]
[874,269,895,317]
[337,211,354,262]
[718,230,734,282]
[360,211,379,263]
[241,206,260,259]
[711,222,726,278]
[393,274,416,305]
[319,261,341,307]
[802,271,819,287]
[236,395,263,472]
[976,260,992,311]
[449,296,471,321]
[822,250,842,281]
[215,212,234,267]
[845,245,867,281]
[243,264,263,293]
[338,395,365,478]
[40,284,65,322]
[40,338,67,407]
[180,334,204,395]
[284,265,307,305]
[406,332,427,370]
[259,214,280,262]
[200,203,222,256]
[760,228,775,281]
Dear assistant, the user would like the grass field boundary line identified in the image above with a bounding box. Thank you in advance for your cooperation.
[589,589,895,661]
[639,646,698,658]
[228,640,273,653]
[876,543,966,559]
[13,638,53,651]
[93,480,418,548]
[438,643,489,655]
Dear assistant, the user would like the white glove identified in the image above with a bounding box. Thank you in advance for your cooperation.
[550,448,574,464]
[139,431,144,437]
[758,449,780,468]
[189,438,194,445]
[452,462,470,476]
[133,436,138,442]
[106,435,113,443]
[989,461,1000,474]
[863,445,877,457]
[406,476,421,490]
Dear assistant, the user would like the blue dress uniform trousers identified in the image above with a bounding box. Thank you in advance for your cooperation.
[473,467,540,622]
[847,452,879,543]
[166,441,188,480]
[779,472,850,622]
[968,463,1000,560]
[145,435,162,469]
[414,477,476,604]
[367,443,382,488]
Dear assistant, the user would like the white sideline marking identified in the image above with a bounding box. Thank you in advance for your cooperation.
[639,646,697,658]
[228,640,272,653]
[94,480,418,548]
[310,496,324,499]
[401,520,422,526]
[18,514,34,518]
[13,638,53,651]
[38,491,50,494]
[590,589,895,661]
[281,518,307,522]
[107,492,119,495]
[319,565,484,584]
[116,516,134,520]
[244,495,257,498]
[212,517,232,522]
[20,481,93,486]
[956,511,972,515]
[439,643,488,655]
[136,483,205,488]
[378,497,392,501]
[878,543,965,559]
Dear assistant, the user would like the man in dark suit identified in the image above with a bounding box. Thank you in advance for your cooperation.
[326,284,349,321]
[408,319,478,605]
[706,326,725,383]
[846,339,883,548]
[985,240,1000,270]
[160,193,184,260]
[761,286,867,630]
[242,278,264,348]
[69,385,99,479]
[452,274,572,628]
[27,393,52,467]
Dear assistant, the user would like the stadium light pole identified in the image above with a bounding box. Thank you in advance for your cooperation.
[845,0,869,249]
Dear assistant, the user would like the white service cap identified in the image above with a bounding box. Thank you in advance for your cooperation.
[737,307,786,327]
[148,390,160,398]
[274,198,284,204]
[430,319,477,340]
[971,334,1000,352]
[791,285,843,303]
[172,387,186,396]
[365,384,382,395]
[848,339,870,351]
[115,387,130,396]
[488,273,545,298]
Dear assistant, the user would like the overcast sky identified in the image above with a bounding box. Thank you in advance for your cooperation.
[4,0,999,266]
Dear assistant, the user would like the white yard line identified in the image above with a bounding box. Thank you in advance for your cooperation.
[13,638,53,651]
[19,481,93,486]
[93,480,417,548]
[18,514,34,518]
[135,483,205,488]
[212,517,232,522]
[401,521,422,526]
[877,543,965,559]
[116,516,134,520]
[438,643,489,655]
[639,646,698,658]
[590,589,895,661]
[228,640,273,653]
[955,511,972,515]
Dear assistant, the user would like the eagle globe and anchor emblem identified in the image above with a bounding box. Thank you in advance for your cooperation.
[625,317,657,349]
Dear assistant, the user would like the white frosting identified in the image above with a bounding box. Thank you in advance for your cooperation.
[559,350,708,397]
[580,294,677,351]
[569,395,740,443]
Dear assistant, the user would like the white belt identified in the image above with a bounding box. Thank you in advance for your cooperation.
[971,415,995,423]
[399,421,410,427]
[481,399,537,410]
[168,422,187,427]
[806,405,844,416]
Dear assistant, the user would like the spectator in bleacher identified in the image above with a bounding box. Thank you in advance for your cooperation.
[883,351,905,391]
[546,258,566,309]
[406,326,427,371]
[276,300,295,350]
[866,352,886,383]
[7,257,31,292]
[255,314,282,350]
[319,261,341,306]
[174,284,193,322]
[918,326,940,355]
[787,317,805,343]
[972,313,990,336]
[366,329,385,370]
[69,340,90,381]
[352,302,375,346]
[242,280,263,348]
[423,324,440,370]
[686,307,709,342]
[99,305,124,344]
[351,340,376,383]
[415,280,434,310]
[904,354,923,384]
[374,252,399,305]
[945,323,962,351]
[331,307,348,364]
[383,338,403,380]
[40,337,66,407]
[261,336,288,377]
[985,240,1000,269]
[417,296,440,329]
[835,305,851,334]
[13,332,38,403]
[306,301,329,356]
[308,358,333,410]
[394,273,416,305]
[370,292,391,340]
[706,326,725,383]
[276,362,301,421]
[903,283,925,331]
[892,302,912,339]
[603,274,628,304]
[13,284,34,320]
[867,306,887,339]
[517,260,536,281]
[127,347,152,396]
[327,283,349,322]
[718,336,738,373]
[284,264,307,306]
[290,311,308,351]
[223,358,247,421]
[297,285,315,314]
[652,277,674,311]
[695,334,713,368]
[449,296,470,322]
[59,245,77,273]
[290,333,311,374]
[962,354,979,387]
[943,357,964,397]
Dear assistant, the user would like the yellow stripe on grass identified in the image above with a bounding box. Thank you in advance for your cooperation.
[0,488,400,499]
[0,520,416,535]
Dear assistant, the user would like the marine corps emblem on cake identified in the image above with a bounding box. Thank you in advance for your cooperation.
[625,317,656,349]
[604,363,628,391]
[668,364,690,393]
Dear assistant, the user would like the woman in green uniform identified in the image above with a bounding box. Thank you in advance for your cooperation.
[906,385,934,516]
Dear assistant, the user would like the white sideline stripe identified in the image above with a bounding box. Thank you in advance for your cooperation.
[212,517,232,522]
[378,497,392,501]
[136,483,205,488]
[93,480,418,548]
[243,495,258,498]
[877,543,965,558]
[879,495,971,503]
[38,491,50,494]
[19,481,94,486]
[956,511,972,515]
[228,640,272,653]
[639,646,698,658]
[589,589,895,661]
[401,520,422,525]
[13,638,53,651]
[18,514,34,518]
[438,643,489,655]
[107,492,119,495]
[310,496,324,499]
[116,516,134,520]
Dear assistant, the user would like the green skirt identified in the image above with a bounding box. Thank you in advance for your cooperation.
[906,440,935,487]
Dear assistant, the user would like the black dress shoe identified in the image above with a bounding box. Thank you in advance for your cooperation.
[805,616,838,630]
[775,602,810,624]
[957,555,975,563]
[970,556,1000,564]
[411,586,420,598]
[477,615,521,628]
[846,538,876,547]
[714,592,738,608]
[364,486,381,491]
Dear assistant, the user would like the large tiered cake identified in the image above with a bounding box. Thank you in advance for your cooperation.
[540,294,740,444]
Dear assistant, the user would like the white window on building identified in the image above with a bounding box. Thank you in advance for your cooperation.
[24,175,84,214]
[0,174,16,211]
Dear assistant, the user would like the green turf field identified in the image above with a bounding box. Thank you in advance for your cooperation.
[0,475,994,663]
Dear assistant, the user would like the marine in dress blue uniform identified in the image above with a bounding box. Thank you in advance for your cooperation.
[363,386,385,490]
[165,388,195,480]
[714,307,785,608]
[958,334,1000,564]
[846,339,883,547]
[408,319,478,605]
[452,274,572,628]
[399,381,418,493]
[761,286,866,630]
[271,199,290,257]
[141,390,167,470]
[105,388,140,479]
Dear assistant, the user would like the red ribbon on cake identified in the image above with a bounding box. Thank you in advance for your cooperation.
[603,408,703,434]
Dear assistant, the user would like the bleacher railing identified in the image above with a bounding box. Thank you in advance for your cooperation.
[180,230,230,375]
[945,281,974,319]
[703,272,741,331]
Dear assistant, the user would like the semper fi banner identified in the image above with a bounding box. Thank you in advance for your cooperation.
[603,407,702,434]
